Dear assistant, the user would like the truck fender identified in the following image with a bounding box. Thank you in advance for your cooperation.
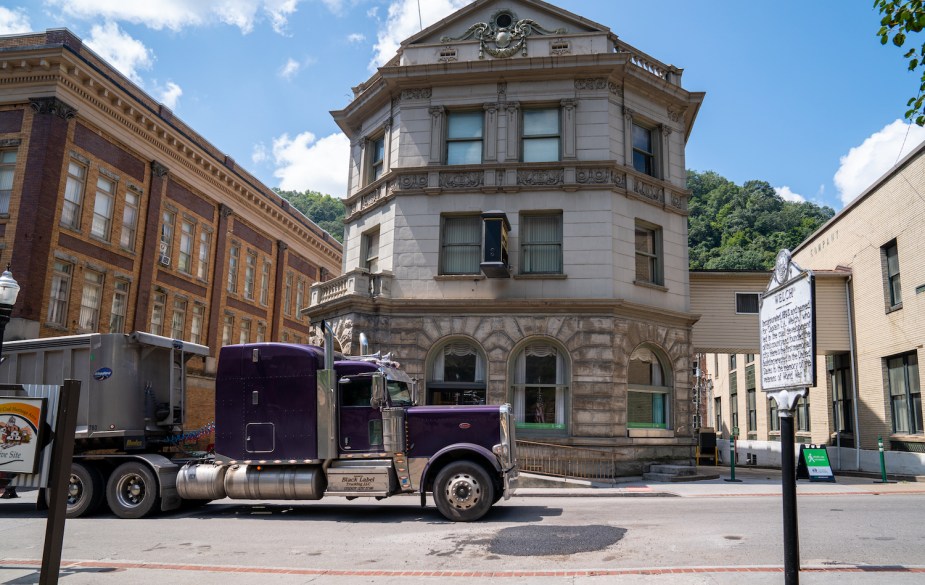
[418,443,500,496]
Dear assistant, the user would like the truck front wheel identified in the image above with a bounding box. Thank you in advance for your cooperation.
[433,461,495,522]
[106,462,160,519]
[45,462,104,518]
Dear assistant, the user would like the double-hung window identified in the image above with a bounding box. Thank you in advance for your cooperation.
[110,279,129,333]
[227,243,240,294]
[883,240,902,309]
[522,108,560,162]
[796,396,810,433]
[171,298,187,339]
[887,352,922,434]
[369,136,385,182]
[244,250,257,300]
[0,149,16,214]
[632,123,656,177]
[120,191,139,250]
[627,346,672,430]
[61,161,86,229]
[47,261,73,327]
[260,260,271,306]
[440,215,481,275]
[190,304,205,345]
[222,314,234,346]
[160,211,175,264]
[78,270,103,332]
[446,111,483,165]
[197,230,211,280]
[178,220,194,273]
[363,228,380,273]
[520,213,562,274]
[634,221,663,285]
[91,177,115,240]
[150,292,166,336]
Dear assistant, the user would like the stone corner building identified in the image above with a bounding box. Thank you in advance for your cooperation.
[307,0,705,474]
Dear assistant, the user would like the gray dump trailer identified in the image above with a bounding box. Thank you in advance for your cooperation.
[0,332,209,518]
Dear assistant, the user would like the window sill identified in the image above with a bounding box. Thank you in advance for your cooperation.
[514,273,567,280]
[627,428,673,438]
[634,280,668,292]
[43,323,69,332]
[435,274,485,281]
[886,302,903,314]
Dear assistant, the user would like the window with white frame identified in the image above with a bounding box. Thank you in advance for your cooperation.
[77,270,103,332]
[369,135,385,182]
[61,161,86,229]
[110,279,129,333]
[634,221,663,285]
[239,318,251,344]
[520,213,562,274]
[627,345,672,429]
[446,111,483,165]
[512,342,569,432]
[91,176,115,240]
[284,271,294,316]
[171,298,187,339]
[150,292,166,336]
[260,260,270,306]
[296,277,305,319]
[882,239,902,309]
[47,260,73,327]
[887,352,922,434]
[160,210,175,264]
[0,149,17,214]
[227,243,240,293]
[222,314,234,346]
[522,108,560,162]
[632,123,657,177]
[244,250,257,300]
[178,220,194,273]
[440,215,481,275]
[427,340,487,406]
[363,228,380,273]
[190,304,205,345]
[120,191,139,250]
[197,230,211,280]
[256,322,266,343]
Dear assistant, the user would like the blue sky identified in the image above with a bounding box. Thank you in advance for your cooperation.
[2,0,924,211]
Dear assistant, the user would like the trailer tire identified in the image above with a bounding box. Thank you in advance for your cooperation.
[45,462,104,518]
[106,462,160,519]
[433,461,495,522]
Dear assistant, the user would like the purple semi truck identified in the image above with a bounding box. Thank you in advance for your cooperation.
[177,340,518,521]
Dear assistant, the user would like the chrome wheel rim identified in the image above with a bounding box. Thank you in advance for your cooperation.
[66,473,83,506]
[444,473,482,510]
[115,473,146,508]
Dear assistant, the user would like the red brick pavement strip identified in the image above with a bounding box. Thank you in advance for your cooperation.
[3,559,925,577]
[683,490,925,497]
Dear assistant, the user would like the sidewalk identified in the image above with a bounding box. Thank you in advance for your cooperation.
[514,465,925,498]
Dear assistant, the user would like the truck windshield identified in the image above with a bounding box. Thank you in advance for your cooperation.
[387,381,412,405]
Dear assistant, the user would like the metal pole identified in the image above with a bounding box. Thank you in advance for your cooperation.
[725,435,741,482]
[780,411,800,585]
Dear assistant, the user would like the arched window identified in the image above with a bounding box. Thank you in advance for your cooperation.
[628,345,672,429]
[512,342,569,432]
[426,340,487,405]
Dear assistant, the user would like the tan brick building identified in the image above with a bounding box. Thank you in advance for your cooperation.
[0,29,342,432]
[692,141,924,473]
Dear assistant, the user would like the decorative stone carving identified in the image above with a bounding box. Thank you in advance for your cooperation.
[576,168,612,185]
[29,97,77,120]
[497,82,507,99]
[441,9,566,59]
[397,174,427,190]
[608,82,621,96]
[439,171,483,189]
[623,107,636,121]
[0,139,22,148]
[401,88,432,100]
[667,107,686,123]
[151,161,170,177]
[517,168,564,186]
[633,178,663,203]
[550,38,571,56]
[98,166,120,182]
[574,78,608,90]
[613,172,627,189]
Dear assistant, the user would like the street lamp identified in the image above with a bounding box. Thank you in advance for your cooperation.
[0,265,21,359]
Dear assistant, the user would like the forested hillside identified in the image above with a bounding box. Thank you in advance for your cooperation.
[274,188,346,243]
[276,171,836,269]
[687,170,835,270]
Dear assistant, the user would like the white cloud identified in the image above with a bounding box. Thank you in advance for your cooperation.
[85,22,153,84]
[347,32,366,44]
[774,186,805,203]
[252,142,270,165]
[369,0,469,71]
[834,119,925,206]
[271,131,350,196]
[157,82,183,109]
[279,57,301,80]
[0,6,31,34]
[45,0,302,34]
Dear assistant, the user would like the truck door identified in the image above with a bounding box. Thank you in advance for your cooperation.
[338,376,383,453]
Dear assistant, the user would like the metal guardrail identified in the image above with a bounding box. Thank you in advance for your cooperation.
[516,439,620,481]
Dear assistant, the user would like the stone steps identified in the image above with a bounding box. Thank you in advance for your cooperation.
[643,463,719,483]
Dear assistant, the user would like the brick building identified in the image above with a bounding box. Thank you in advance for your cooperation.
[0,29,342,432]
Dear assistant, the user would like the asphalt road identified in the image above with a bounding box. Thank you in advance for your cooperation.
[2,489,925,584]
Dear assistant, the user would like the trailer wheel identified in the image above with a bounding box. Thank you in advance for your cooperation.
[433,461,495,522]
[45,462,104,518]
[106,462,160,519]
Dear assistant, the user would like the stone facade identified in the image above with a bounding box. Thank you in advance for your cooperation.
[309,0,705,472]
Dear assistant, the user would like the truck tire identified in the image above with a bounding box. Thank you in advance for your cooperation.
[433,461,495,522]
[45,462,104,518]
[106,462,160,519]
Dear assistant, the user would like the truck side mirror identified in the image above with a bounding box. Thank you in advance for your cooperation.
[410,378,419,406]
[370,374,387,408]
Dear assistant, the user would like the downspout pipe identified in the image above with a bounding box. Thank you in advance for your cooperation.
[845,275,862,471]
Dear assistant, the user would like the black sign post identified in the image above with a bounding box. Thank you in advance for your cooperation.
[759,250,816,585]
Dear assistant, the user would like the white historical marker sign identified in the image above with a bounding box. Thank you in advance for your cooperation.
[759,250,816,392]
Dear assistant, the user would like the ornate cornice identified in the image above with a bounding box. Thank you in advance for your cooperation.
[401,88,432,100]
[574,78,608,90]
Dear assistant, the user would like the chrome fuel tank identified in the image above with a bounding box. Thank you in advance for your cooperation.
[223,464,325,500]
[176,462,227,500]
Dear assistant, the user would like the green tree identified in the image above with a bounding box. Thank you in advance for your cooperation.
[274,188,346,243]
[875,0,925,125]
[686,170,835,270]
